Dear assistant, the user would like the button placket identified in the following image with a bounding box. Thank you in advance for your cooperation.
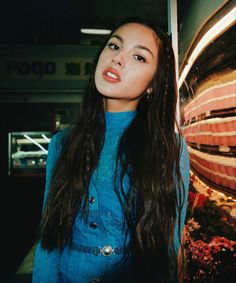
[89,222,98,229]
[89,196,95,204]
[89,181,99,211]
[88,180,100,231]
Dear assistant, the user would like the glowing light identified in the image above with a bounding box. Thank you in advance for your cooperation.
[24,134,48,153]
[42,134,50,143]
[179,7,236,88]
[80,29,111,35]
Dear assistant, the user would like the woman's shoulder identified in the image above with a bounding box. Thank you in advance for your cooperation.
[51,127,71,143]
[174,132,190,172]
[175,132,188,154]
[48,127,72,154]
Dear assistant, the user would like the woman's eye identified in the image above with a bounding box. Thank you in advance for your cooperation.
[107,42,119,50]
[134,55,146,62]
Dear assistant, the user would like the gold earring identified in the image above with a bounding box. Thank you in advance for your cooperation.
[146,87,153,99]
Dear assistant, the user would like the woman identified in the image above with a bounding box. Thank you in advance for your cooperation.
[32,17,190,283]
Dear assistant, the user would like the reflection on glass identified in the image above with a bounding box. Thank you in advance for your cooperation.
[8,131,52,176]
[180,22,236,196]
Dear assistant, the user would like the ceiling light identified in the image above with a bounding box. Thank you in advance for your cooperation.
[179,7,236,89]
[80,28,111,35]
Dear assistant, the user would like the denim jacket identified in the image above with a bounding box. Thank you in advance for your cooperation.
[32,111,190,283]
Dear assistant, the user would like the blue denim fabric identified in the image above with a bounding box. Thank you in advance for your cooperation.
[32,111,190,283]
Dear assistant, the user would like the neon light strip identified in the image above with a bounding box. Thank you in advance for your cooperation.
[80,29,111,35]
[179,7,236,88]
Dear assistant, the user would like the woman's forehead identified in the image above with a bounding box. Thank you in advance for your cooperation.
[111,23,159,49]
[113,22,155,36]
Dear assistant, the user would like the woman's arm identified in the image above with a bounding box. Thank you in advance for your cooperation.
[173,136,190,282]
[174,136,190,251]
[32,132,64,283]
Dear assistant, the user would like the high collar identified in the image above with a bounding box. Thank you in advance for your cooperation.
[105,110,137,130]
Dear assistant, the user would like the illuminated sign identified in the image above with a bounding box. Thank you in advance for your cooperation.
[0,45,99,91]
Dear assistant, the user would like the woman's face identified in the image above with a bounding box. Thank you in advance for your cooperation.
[95,23,159,111]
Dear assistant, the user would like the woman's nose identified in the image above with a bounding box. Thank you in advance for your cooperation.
[112,53,125,68]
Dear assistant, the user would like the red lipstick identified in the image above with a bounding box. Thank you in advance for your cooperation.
[102,68,121,83]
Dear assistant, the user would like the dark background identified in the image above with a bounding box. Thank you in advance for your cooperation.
[1,0,234,282]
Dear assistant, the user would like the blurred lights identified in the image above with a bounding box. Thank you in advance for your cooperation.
[42,134,50,143]
[24,134,48,153]
[80,28,111,35]
[190,170,236,203]
[179,7,236,88]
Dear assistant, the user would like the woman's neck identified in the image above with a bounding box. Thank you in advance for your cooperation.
[103,97,139,112]
[105,110,137,129]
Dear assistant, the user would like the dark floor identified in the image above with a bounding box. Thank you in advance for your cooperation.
[0,246,34,283]
[0,176,44,283]
[1,274,32,283]
[1,245,35,283]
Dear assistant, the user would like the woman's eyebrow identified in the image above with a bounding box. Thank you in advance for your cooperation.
[109,34,154,58]
[135,45,154,58]
[110,34,124,43]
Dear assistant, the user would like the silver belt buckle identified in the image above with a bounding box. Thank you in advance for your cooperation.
[101,245,113,256]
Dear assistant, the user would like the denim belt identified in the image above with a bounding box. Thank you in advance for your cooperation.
[71,243,128,256]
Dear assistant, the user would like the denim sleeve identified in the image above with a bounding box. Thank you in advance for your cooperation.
[174,136,190,252]
[32,132,63,283]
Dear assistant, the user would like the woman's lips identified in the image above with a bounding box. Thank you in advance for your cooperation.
[102,68,121,83]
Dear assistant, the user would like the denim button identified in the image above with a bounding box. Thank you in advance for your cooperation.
[89,222,98,229]
[89,196,95,204]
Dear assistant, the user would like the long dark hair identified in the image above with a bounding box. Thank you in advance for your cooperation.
[39,17,185,283]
